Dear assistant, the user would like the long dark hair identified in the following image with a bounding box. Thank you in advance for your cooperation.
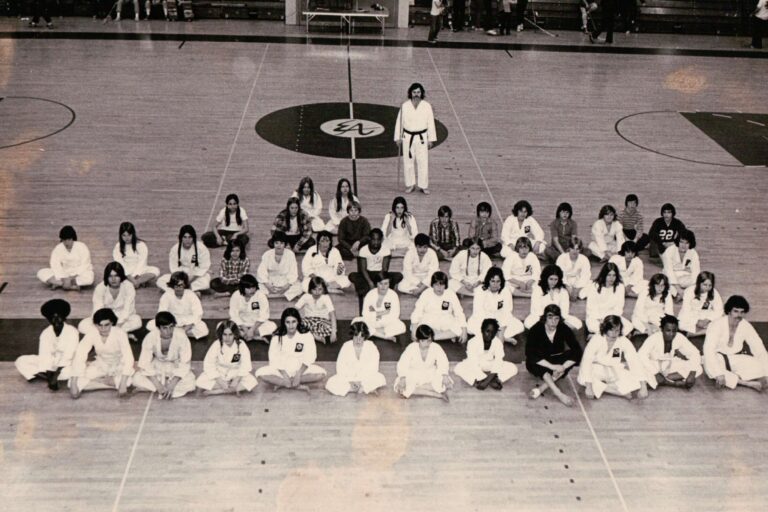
[647,273,669,302]
[595,262,622,292]
[538,265,565,294]
[224,193,243,227]
[274,307,309,338]
[335,178,355,213]
[118,221,138,257]
[391,196,409,228]
[224,238,247,261]
[177,225,199,267]
[481,266,505,291]
[694,271,715,302]
[297,177,316,206]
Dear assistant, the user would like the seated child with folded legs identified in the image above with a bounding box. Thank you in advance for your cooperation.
[325,319,387,397]
[454,318,518,391]
[638,314,702,390]
[228,274,277,343]
[196,320,258,396]
[394,324,453,401]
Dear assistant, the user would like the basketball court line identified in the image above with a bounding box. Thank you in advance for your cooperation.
[204,43,270,232]
[346,42,359,194]
[111,393,154,512]
[427,46,628,511]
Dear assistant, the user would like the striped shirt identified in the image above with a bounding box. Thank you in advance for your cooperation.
[618,208,644,233]
[429,218,461,251]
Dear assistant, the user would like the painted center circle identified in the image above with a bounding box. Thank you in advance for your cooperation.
[319,118,386,139]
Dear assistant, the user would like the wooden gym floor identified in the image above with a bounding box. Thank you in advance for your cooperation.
[0,17,767,511]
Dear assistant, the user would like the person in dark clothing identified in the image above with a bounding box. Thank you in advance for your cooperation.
[589,0,615,44]
[30,0,54,28]
[648,203,686,260]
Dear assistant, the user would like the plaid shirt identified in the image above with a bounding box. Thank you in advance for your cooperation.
[220,257,250,285]
[272,209,313,248]
[429,218,460,250]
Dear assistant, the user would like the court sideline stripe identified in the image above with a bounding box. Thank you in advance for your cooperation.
[204,44,270,232]
[347,41,359,195]
[426,48,503,224]
[567,376,630,512]
[111,394,154,512]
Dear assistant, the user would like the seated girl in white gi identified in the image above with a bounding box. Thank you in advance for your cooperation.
[455,318,518,390]
[631,273,674,335]
[703,295,768,391]
[678,271,723,336]
[201,193,250,248]
[501,200,547,258]
[37,225,94,290]
[525,304,583,406]
[398,233,439,295]
[292,176,326,232]
[467,267,524,343]
[148,271,209,340]
[158,225,211,293]
[638,314,702,390]
[325,320,386,397]
[113,221,160,288]
[381,196,418,257]
[257,230,303,301]
[502,237,542,297]
[395,324,453,401]
[662,229,700,299]
[133,312,196,400]
[578,315,649,400]
[410,271,468,343]
[588,205,625,262]
[210,238,250,296]
[524,264,583,331]
[362,273,407,342]
[608,241,646,297]
[295,276,338,344]
[556,237,592,301]
[301,231,351,293]
[15,299,79,391]
[585,262,633,335]
[196,320,258,396]
[78,262,142,340]
[228,274,277,343]
[255,308,327,392]
[326,178,359,234]
[449,238,492,297]
[69,308,134,399]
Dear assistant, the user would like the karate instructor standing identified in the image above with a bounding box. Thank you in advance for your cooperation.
[395,83,437,195]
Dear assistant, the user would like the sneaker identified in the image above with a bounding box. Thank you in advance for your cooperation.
[516,23,523,32]
[421,188,430,195]
[28,21,38,27]
[135,14,140,21]
[427,39,437,44]
[405,186,415,193]
[486,29,498,36]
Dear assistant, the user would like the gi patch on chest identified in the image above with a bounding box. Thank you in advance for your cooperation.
[441,301,450,310]
[295,343,304,352]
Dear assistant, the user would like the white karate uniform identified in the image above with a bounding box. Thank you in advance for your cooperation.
[325,340,386,396]
[158,242,211,293]
[362,288,407,339]
[394,99,436,189]
[608,254,646,293]
[381,213,418,252]
[500,215,547,256]
[466,287,524,339]
[148,290,209,339]
[678,287,724,334]
[703,317,768,389]
[394,342,450,397]
[133,328,196,398]
[556,252,592,291]
[228,290,277,338]
[256,248,302,301]
[502,251,541,292]
[78,281,142,334]
[585,282,633,334]
[301,246,351,291]
[254,331,327,380]
[326,194,358,233]
[631,290,674,334]
[588,220,625,260]
[15,324,79,381]
[112,241,160,279]
[70,327,134,390]
[448,250,492,294]
[577,335,645,398]
[524,286,583,330]
[638,332,702,389]
[196,339,258,391]
[398,246,439,294]
[37,241,94,286]
[411,288,467,341]
[292,191,325,232]
[454,336,518,385]
[662,246,700,290]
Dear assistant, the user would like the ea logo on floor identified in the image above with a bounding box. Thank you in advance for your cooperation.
[320,118,385,138]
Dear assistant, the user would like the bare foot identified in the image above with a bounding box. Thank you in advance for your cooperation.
[528,387,542,399]
[555,393,574,407]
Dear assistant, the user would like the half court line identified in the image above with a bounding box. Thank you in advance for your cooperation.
[204,44,270,232]
[111,393,154,512]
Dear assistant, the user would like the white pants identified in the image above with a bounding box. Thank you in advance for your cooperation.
[254,364,327,381]
[449,277,483,295]
[586,315,633,335]
[402,134,429,189]
[37,269,94,287]
[588,242,619,260]
[308,216,326,232]
[147,319,209,339]
[302,273,351,292]
[582,364,640,398]
[196,369,258,391]
[263,281,303,301]
[132,371,197,398]
[325,372,387,396]
[157,273,211,293]
[394,370,450,398]
[79,314,142,335]
[15,355,73,381]
[131,265,161,279]
[708,354,768,389]
[467,315,525,339]
[416,313,464,341]
[397,276,428,295]
[239,320,278,339]
[648,358,702,383]
[71,360,133,390]
[368,317,407,339]
[454,359,518,385]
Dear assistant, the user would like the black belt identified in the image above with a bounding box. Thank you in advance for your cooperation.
[403,128,427,159]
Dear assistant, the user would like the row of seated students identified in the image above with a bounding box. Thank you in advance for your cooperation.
[16,295,768,404]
